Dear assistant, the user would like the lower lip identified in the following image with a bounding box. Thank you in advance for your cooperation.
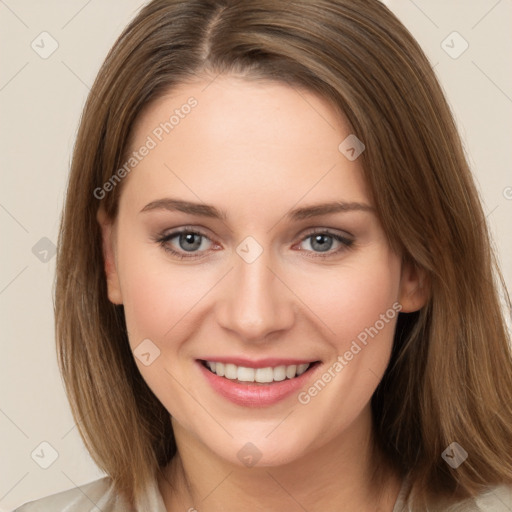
[197,360,320,407]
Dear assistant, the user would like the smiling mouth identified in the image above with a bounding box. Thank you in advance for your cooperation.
[200,360,319,384]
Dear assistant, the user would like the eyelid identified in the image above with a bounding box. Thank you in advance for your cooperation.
[296,226,354,241]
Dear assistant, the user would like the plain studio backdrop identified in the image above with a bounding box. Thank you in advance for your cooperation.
[0,1,511,510]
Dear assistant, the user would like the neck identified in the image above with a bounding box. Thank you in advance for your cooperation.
[158,405,402,512]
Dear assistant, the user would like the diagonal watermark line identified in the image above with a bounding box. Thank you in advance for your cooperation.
[266,163,337,233]
[0,472,29,502]
[164,266,234,337]
[61,471,106,512]
[201,71,223,93]
[0,203,29,233]
[265,266,336,335]
[467,204,501,292]
[265,409,295,438]
[60,423,77,441]
[402,62,439,101]
[0,408,29,438]
[61,0,93,29]
[61,61,113,113]
[0,266,28,295]
[367,367,380,382]
[265,471,311,512]
[200,470,233,503]
[407,0,439,28]
[61,60,91,90]
[0,0,29,28]
[471,0,502,30]
[472,61,512,105]
[285,79,336,131]
[488,491,512,512]
[0,62,29,92]
[60,423,78,440]
[164,367,234,438]
[485,204,499,219]
[163,164,201,198]
[60,412,89,440]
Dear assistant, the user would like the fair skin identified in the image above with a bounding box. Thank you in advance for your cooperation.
[98,74,426,511]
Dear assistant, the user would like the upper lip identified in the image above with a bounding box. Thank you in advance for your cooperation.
[198,357,319,369]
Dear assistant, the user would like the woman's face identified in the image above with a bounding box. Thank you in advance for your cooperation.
[99,74,423,467]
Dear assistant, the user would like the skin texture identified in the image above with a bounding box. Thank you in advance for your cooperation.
[98,75,426,511]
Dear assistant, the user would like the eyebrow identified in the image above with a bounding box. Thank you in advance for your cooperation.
[140,198,374,221]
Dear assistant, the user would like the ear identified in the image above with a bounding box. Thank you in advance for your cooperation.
[398,259,429,313]
[97,207,123,305]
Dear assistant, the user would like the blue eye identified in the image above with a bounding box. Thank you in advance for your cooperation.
[298,230,354,258]
[156,229,213,260]
[155,228,354,260]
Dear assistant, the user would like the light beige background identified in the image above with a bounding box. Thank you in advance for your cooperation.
[1,1,511,510]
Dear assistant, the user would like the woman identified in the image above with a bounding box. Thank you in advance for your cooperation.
[14,0,512,510]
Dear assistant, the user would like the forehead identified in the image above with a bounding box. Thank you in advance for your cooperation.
[120,75,370,215]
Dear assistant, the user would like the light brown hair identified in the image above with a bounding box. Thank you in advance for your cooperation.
[55,0,512,509]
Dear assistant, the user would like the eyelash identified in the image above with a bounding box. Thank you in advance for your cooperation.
[154,227,354,261]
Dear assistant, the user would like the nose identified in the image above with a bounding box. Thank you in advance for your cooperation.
[216,246,295,343]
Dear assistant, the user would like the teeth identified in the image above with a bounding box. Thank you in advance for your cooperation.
[205,361,312,382]
[237,366,255,382]
[225,363,237,379]
[285,365,297,379]
[297,363,309,376]
[255,367,274,383]
[273,365,286,381]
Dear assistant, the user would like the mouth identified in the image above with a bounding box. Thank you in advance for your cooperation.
[197,358,321,407]
[200,359,317,384]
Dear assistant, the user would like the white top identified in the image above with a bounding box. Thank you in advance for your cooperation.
[12,476,166,512]
[12,475,512,511]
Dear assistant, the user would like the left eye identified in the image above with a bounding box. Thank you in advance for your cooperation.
[297,231,352,255]
[155,229,353,260]
[158,230,213,258]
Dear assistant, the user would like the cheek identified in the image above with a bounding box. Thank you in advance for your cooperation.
[295,255,401,353]
[290,252,401,413]
[121,272,176,347]
[117,235,212,347]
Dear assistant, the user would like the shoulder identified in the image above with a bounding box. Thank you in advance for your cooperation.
[474,483,512,511]
[12,476,131,512]
[394,482,512,511]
